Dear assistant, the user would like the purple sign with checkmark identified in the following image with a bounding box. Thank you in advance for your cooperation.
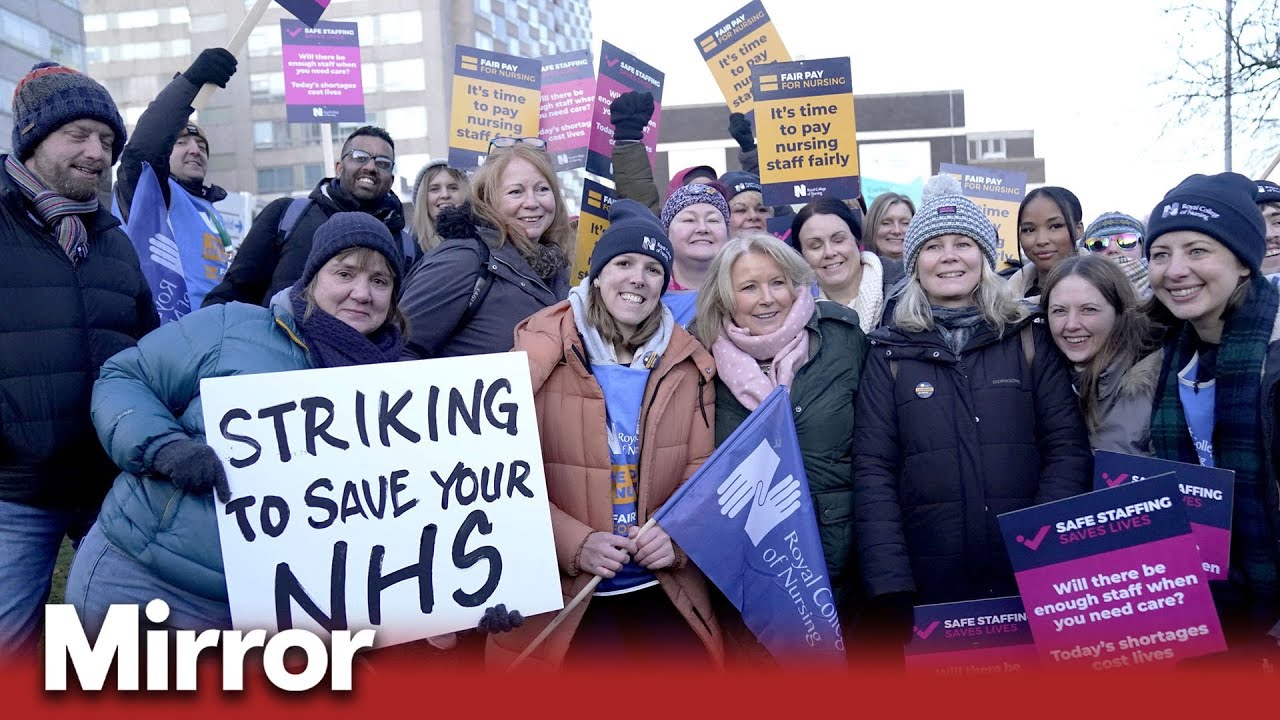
[1093,451,1234,581]
[998,476,1225,671]
[586,41,664,180]
[904,596,1038,676]
[280,19,364,123]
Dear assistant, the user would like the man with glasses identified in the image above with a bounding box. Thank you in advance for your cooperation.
[115,47,239,311]
[204,125,416,307]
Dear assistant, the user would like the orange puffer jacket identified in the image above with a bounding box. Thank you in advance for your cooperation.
[487,300,724,669]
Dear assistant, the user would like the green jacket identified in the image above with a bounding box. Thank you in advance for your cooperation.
[713,302,869,613]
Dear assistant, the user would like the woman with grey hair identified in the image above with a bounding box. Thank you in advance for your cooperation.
[852,193,1090,643]
[694,231,869,651]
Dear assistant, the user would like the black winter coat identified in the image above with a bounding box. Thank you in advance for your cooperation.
[853,314,1090,605]
[202,178,408,307]
[0,162,159,507]
[115,73,227,219]
[399,208,569,359]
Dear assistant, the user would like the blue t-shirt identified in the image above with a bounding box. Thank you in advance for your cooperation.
[661,290,698,328]
[1177,347,1217,467]
[591,363,659,596]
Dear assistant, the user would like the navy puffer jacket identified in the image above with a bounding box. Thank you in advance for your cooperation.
[852,314,1091,605]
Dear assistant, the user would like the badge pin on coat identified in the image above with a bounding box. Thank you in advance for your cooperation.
[915,382,935,399]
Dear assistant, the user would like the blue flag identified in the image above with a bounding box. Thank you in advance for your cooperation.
[653,386,844,662]
[121,162,191,325]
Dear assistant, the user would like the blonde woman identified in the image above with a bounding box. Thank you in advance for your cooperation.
[399,143,572,358]
[853,192,1090,622]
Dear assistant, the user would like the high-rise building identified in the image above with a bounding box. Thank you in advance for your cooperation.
[0,0,87,155]
[83,0,592,207]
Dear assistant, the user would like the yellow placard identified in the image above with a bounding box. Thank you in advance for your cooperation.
[448,46,543,169]
[695,1,791,114]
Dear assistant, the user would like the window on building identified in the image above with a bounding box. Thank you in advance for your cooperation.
[383,107,427,140]
[253,121,274,149]
[303,164,325,188]
[84,14,108,32]
[190,13,227,33]
[1,9,52,57]
[381,59,425,92]
[361,63,378,93]
[249,72,285,101]
[377,11,422,45]
[474,33,493,51]
[49,34,85,70]
[257,167,295,194]
[117,10,159,29]
[248,25,280,57]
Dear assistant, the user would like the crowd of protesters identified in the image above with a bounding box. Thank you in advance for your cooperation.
[2,47,1279,674]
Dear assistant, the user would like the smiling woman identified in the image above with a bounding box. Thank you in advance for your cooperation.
[692,232,869,659]
[496,199,727,669]
[399,144,572,359]
[852,189,1090,636]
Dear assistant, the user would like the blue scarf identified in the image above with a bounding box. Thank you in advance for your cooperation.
[289,290,403,368]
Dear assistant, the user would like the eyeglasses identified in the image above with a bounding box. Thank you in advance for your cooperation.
[342,149,395,172]
[1084,232,1142,253]
[487,136,547,154]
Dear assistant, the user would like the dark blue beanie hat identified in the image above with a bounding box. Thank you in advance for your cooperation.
[588,199,674,290]
[1146,172,1265,273]
[12,62,127,164]
[294,212,406,297]
[1254,179,1280,206]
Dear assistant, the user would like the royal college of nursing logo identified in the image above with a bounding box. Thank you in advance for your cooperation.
[1162,202,1180,218]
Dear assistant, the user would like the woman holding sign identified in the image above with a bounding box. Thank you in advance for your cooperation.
[66,213,413,634]
[1144,172,1280,662]
[852,191,1091,633]
[400,143,572,358]
[693,231,868,649]
[497,199,725,669]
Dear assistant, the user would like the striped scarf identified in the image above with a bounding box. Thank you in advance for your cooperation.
[4,154,96,264]
[1151,274,1280,599]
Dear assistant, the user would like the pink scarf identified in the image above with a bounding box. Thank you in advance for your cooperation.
[712,291,815,410]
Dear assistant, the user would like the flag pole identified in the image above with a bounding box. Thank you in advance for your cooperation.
[192,0,273,111]
[507,517,657,671]
[1260,147,1280,181]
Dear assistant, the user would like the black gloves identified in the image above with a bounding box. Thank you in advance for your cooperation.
[609,91,654,143]
[728,112,756,152]
[183,48,238,89]
[477,604,524,634]
[153,439,230,503]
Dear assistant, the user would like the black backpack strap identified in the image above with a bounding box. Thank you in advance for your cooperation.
[457,236,493,328]
[275,197,311,250]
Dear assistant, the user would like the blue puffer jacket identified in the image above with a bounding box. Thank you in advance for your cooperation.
[91,295,311,601]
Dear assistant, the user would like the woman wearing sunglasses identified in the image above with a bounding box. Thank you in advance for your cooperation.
[1079,211,1152,300]
[400,141,572,358]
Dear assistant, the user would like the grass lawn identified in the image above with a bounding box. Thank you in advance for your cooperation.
[49,537,75,605]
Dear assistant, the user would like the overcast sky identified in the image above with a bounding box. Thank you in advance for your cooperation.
[591,0,1272,223]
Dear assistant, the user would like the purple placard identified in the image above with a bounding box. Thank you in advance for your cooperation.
[539,50,595,172]
[280,19,364,123]
[998,476,1226,671]
[586,42,664,180]
[904,596,1038,677]
[1093,451,1234,581]
[275,0,330,28]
